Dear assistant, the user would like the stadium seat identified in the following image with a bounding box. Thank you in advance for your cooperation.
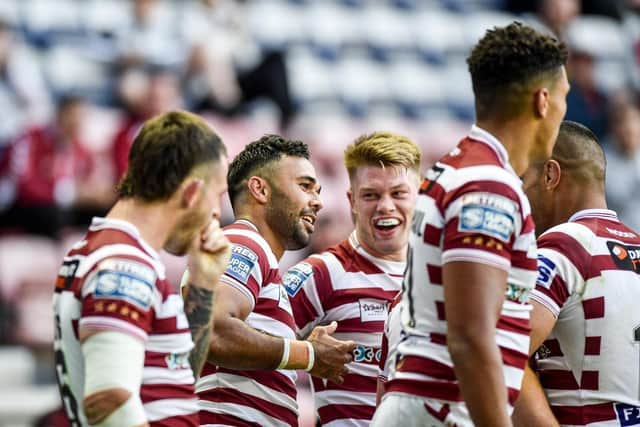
[305,2,362,61]
[362,4,416,61]
[567,16,627,61]
[287,46,339,105]
[246,0,305,50]
[414,8,469,64]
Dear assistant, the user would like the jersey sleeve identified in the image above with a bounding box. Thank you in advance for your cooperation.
[79,256,158,341]
[530,225,591,317]
[441,181,523,271]
[378,294,402,382]
[220,233,270,310]
[284,255,330,339]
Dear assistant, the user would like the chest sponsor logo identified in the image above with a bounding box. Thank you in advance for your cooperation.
[93,270,154,310]
[536,255,557,289]
[282,262,313,297]
[225,245,258,284]
[353,344,382,363]
[615,403,640,426]
[359,299,388,323]
[607,241,640,274]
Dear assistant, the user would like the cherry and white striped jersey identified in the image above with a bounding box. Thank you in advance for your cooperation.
[531,209,640,427]
[378,292,403,385]
[286,233,403,426]
[196,220,299,427]
[53,217,199,426]
[385,125,538,426]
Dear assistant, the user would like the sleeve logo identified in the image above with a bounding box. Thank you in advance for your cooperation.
[93,270,154,310]
[457,192,517,242]
[536,255,557,289]
[225,244,258,284]
[607,241,640,273]
[282,262,313,297]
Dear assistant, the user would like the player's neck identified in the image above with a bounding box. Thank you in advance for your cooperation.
[553,184,608,226]
[476,119,535,176]
[106,198,175,251]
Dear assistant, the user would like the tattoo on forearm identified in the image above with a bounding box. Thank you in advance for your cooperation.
[184,284,215,379]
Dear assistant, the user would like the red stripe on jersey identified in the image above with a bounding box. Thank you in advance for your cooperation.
[584,336,602,355]
[145,351,167,367]
[551,402,616,425]
[507,387,520,406]
[542,339,564,357]
[427,264,442,285]
[496,315,530,335]
[435,301,446,321]
[317,404,375,424]
[501,346,529,369]
[424,224,443,247]
[198,411,262,427]
[443,138,503,169]
[398,355,457,381]
[212,367,297,399]
[202,387,298,426]
[379,333,388,373]
[431,333,447,345]
[328,240,386,275]
[536,274,570,310]
[583,296,605,319]
[539,370,580,390]
[385,378,462,402]
[254,299,298,330]
[305,256,332,305]
[312,372,377,394]
[336,318,385,334]
[141,383,195,403]
[291,291,318,330]
[580,371,599,390]
[151,412,199,427]
[538,232,591,278]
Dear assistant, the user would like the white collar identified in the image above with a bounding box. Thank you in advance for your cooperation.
[468,124,517,177]
[569,209,619,223]
[89,217,160,260]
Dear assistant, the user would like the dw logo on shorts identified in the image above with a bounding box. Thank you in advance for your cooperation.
[615,403,640,426]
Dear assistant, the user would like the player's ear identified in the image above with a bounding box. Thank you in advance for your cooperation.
[181,178,204,209]
[247,176,269,204]
[346,189,355,212]
[534,87,550,118]
[544,159,561,190]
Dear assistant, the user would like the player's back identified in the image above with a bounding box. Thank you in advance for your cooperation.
[532,210,640,426]
[386,127,538,425]
[53,217,198,426]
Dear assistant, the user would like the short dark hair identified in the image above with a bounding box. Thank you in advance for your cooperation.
[467,21,568,120]
[553,120,606,185]
[227,134,309,209]
[117,111,226,201]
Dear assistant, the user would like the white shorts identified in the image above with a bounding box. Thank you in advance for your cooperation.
[372,394,449,427]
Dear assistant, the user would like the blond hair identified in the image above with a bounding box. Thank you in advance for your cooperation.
[344,131,421,180]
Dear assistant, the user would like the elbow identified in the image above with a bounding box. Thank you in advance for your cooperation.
[208,314,236,363]
[447,323,495,364]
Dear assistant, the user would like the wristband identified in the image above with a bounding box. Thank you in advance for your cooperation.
[278,339,291,369]
[304,341,315,372]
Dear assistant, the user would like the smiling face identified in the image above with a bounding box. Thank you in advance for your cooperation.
[265,155,323,251]
[348,165,419,261]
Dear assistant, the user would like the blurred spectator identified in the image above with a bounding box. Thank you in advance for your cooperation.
[182,0,295,129]
[565,48,610,140]
[0,96,111,237]
[0,20,52,154]
[112,67,183,181]
[539,0,581,37]
[114,0,186,69]
[604,100,640,230]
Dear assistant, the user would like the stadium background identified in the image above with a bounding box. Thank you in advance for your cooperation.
[0,0,638,425]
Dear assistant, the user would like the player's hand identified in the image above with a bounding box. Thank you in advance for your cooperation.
[307,321,356,384]
[186,219,231,291]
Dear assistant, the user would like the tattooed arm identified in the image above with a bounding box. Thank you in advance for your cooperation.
[184,285,216,379]
[184,219,231,378]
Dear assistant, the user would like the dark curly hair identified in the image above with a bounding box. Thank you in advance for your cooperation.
[227,134,310,210]
[467,22,568,120]
[117,111,226,201]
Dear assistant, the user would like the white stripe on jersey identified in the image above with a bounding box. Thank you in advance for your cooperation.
[198,400,291,427]
[315,389,377,407]
[324,302,362,322]
[197,372,298,413]
[245,312,297,340]
[79,316,147,341]
[442,248,511,271]
[495,328,531,354]
[146,332,193,354]
[344,361,379,378]
[75,243,165,280]
[332,332,384,348]
[142,367,195,385]
[144,397,199,422]
[324,420,370,427]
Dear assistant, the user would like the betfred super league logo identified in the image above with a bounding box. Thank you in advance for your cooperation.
[607,241,640,273]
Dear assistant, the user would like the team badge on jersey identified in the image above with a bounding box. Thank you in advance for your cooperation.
[226,244,258,284]
[458,192,517,242]
[283,262,313,297]
[536,254,557,289]
[92,259,155,310]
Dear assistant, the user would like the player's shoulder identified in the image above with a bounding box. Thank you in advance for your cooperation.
[224,221,277,267]
[539,222,595,250]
